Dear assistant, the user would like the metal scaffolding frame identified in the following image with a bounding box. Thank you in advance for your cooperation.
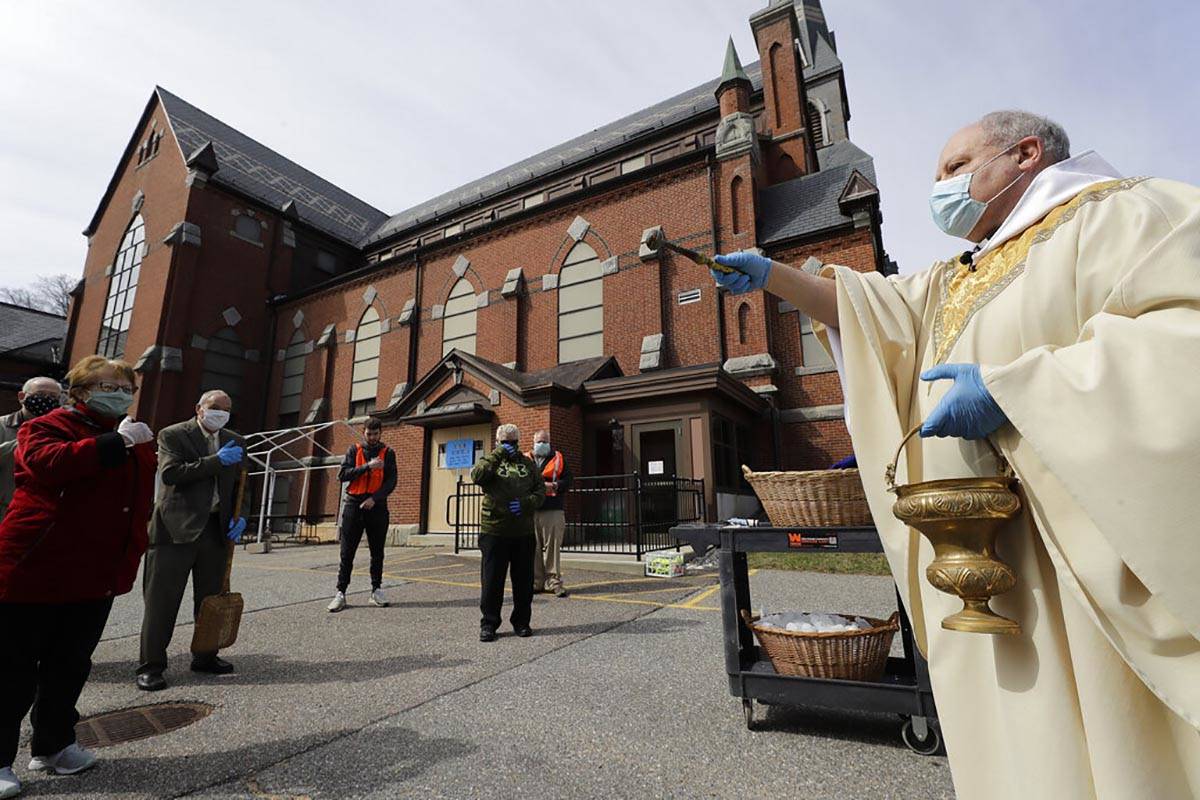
[242,420,362,544]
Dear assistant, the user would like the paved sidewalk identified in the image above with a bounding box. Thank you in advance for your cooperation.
[14,545,954,799]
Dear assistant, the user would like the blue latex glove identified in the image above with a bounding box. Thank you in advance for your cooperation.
[227,516,247,542]
[507,499,521,514]
[920,363,1008,440]
[500,442,517,455]
[217,441,244,466]
[710,251,772,295]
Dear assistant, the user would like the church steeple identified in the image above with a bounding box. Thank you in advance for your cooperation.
[715,37,752,118]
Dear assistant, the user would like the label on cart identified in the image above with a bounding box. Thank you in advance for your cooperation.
[787,533,838,549]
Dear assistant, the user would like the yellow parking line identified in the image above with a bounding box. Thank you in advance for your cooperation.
[571,593,720,612]
[677,584,721,609]
[391,563,473,574]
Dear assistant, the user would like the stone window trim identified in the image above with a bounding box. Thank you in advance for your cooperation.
[230,209,267,247]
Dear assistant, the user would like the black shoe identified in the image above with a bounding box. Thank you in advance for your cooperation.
[190,655,235,675]
[136,672,167,692]
[479,628,498,643]
[515,626,533,638]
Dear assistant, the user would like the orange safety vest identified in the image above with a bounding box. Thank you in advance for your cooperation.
[526,450,564,496]
[348,444,388,496]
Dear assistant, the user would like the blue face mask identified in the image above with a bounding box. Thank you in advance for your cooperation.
[929,143,1024,239]
[533,442,551,457]
[85,391,133,419]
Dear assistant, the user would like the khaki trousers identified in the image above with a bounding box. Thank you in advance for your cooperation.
[533,509,565,591]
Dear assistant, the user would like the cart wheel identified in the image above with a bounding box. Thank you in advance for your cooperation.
[900,718,941,756]
[741,699,755,730]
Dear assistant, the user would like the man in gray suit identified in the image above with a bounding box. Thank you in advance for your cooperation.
[136,390,247,691]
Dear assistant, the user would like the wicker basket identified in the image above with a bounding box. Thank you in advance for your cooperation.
[741,610,899,680]
[741,465,871,527]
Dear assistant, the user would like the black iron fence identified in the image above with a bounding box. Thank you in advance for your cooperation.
[451,473,706,559]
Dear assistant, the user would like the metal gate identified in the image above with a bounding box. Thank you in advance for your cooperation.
[450,473,705,559]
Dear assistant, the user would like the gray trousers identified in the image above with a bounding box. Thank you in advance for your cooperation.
[138,514,227,675]
[533,509,566,591]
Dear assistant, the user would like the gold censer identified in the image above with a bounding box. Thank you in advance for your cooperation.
[885,426,1022,635]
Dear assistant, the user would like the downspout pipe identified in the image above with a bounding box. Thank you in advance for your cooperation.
[406,254,423,391]
[256,216,285,432]
[706,152,727,364]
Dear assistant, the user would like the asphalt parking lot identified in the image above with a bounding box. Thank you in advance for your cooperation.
[14,545,955,799]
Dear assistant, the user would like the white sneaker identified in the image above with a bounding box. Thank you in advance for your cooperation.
[369,588,389,607]
[0,766,20,799]
[327,591,347,612]
[28,742,97,775]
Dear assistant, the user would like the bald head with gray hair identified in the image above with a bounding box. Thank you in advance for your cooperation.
[978,110,1070,165]
[197,389,231,409]
[495,423,520,444]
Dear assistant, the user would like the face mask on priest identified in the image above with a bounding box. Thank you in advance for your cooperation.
[930,130,1043,243]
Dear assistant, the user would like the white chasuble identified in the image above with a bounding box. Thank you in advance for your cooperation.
[819,176,1200,799]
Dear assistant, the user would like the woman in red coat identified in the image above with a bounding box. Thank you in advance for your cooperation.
[0,356,156,798]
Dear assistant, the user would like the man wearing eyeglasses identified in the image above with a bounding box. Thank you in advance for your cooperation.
[136,389,247,692]
[0,377,62,523]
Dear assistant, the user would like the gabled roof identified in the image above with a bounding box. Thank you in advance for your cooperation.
[380,350,621,422]
[156,88,389,246]
[362,63,765,248]
[756,140,878,245]
[0,302,66,360]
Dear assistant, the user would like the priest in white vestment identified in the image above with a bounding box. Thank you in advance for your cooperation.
[711,110,1200,799]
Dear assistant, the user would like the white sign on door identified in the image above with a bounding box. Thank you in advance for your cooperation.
[648,460,665,475]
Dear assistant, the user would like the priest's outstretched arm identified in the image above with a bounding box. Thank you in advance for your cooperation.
[707,251,839,329]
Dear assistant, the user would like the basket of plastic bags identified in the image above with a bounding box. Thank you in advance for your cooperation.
[740,609,899,680]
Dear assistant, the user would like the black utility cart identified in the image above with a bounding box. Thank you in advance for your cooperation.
[670,523,942,755]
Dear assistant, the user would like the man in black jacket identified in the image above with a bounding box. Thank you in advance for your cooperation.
[529,429,572,597]
[328,417,396,612]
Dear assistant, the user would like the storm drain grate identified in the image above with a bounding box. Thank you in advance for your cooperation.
[75,702,214,748]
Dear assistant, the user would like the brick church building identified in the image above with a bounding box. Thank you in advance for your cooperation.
[67,0,891,535]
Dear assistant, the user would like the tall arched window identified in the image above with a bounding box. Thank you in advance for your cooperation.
[350,307,381,417]
[201,327,246,425]
[807,100,826,148]
[442,278,477,356]
[730,176,745,235]
[97,214,145,358]
[737,302,750,345]
[278,329,307,429]
[558,242,604,363]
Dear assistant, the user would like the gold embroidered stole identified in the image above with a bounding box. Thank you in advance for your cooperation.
[930,178,1143,364]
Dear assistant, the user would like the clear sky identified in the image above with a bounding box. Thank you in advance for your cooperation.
[1,0,1196,288]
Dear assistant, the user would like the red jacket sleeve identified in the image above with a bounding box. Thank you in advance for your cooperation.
[17,415,126,488]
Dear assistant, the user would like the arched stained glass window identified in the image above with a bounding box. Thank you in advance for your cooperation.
[350,307,381,417]
[278,329,307,428]
[442,278,477,356]
[97,215,145,358]
[557,242,604,363]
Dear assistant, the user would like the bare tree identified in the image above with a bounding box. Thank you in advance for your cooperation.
[1,274,77,316]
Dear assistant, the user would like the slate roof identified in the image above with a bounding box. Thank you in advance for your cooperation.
[796,0,843,79]
[0,303,66,360]
[156,88,388,247]
[756,140,877,245]
[476,354,620,393]
[362,63,765,247]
